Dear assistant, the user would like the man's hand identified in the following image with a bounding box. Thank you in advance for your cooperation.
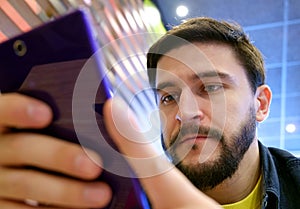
[0,93,112,208]
[103,97,222,209]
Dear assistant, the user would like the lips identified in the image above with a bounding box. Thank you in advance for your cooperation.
[169,125,223,149]
[180,135,208,144]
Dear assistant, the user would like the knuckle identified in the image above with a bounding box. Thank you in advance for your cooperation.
[8,133,27,150]
[7,170,35,198]
[5,134,31,164]
[0,168,35,199]
[0,134,24,165]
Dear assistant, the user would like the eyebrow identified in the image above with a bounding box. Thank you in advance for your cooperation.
[156,71,237,90]
[194,71,236,82]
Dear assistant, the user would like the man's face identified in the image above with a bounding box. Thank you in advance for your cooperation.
[155,42,258,191]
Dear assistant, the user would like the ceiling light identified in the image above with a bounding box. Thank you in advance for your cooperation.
[176,5,189,17]
[286,123,296,133]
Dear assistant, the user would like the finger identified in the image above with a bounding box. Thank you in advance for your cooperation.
[103,98,221,209]
[0,93,52,129]
[0,198,61,209]
[0,168,112,208]
[104,97,173,177]
[0,132,102,180]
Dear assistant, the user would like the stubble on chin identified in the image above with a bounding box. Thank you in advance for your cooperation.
[164,106,257,191]
[166,124,223,165]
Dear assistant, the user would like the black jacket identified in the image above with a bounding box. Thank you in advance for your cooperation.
[260,141,300,209]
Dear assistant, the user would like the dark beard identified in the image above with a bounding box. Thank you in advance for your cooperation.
[164,107,257,191]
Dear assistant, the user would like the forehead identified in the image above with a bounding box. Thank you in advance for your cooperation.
[156,42,247,86]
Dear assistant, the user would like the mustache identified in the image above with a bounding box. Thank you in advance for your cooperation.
[169,123,224,147]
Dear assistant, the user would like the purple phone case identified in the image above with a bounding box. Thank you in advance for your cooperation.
[0,9,150,209]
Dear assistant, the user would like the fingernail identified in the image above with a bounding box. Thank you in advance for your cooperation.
[27,103,51,123]
[74,151,102,177]
[85,149,102,167]
[84,185,108,203]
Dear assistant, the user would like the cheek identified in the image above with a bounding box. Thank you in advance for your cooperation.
[210,94,250,132]
[223,100,253,133]
[209,97,227,128]
[159,109,179,146]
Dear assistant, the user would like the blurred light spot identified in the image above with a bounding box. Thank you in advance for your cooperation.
[176,5,189,17]
[286,123,296,133]
[84,0,92,5]
[142,0,166,33]
[144,2,162,27]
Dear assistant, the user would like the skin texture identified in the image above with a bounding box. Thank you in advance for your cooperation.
[103,98,222,209]
[0,42,271,208]
[0,93,112,208]
[0,94,222,209]
[156,42,272,204]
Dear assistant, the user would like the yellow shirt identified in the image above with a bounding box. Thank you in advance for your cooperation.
[222,174,263,209]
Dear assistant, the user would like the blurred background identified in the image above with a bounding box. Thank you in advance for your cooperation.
[0,0,299,156]
[152,0,300,156]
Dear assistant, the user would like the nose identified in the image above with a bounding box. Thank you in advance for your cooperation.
[176,89,204,123]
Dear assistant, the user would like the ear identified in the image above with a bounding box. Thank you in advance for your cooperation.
[254,85,272,122]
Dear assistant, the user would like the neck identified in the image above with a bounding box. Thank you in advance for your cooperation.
[204,139,261,205]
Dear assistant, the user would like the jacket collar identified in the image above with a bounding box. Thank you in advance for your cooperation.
[258,141,279,208]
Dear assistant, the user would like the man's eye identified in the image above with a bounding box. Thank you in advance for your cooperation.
[203,84,224,93]
[160,94,178,105]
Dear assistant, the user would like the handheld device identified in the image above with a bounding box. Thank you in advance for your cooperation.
[0,9,150,209]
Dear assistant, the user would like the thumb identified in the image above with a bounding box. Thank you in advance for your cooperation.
[103,97,221,209]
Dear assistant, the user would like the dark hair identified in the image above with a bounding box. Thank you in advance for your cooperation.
[147,17,265,93]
